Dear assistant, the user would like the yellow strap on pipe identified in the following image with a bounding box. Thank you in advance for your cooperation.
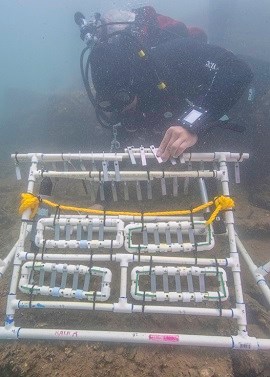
[18,193,40,219]
[18,193,235,224]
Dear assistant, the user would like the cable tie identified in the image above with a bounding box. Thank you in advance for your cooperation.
[193,247,198,266]
[29,283,36,309]
[89,248,93,276]
[190,206,195,229]
[41,239,47,261]
[92,291,96,311]
[57,205,61,220]
[237,152,244,162]
[53,205,60,227]
[142,290,146,313]
[15,152,19,164]
[149,256,153,276]
[215,258,220,277]
[217,290,222,317]
[141,212,144,232]
[138,244,141,264]
[29,244,39,307]
[110,239,113,261]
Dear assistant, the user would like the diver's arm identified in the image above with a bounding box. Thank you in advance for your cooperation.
[156,41,253,160]
[180,52,253,135]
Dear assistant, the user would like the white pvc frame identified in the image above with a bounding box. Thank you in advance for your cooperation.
[0,151,268,350]
[19,262,112,301]
[124,221,214,253]
[36,217,124,249]
[130,265,228,302]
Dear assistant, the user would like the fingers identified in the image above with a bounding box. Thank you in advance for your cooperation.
[171,141,187,158]
[160,139,181,162]
[161,139,188,162]
[156,128,173,156]
[157,126,198,162]
[159,136,179,161]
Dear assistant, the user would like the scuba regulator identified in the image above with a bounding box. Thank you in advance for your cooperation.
[74,11,167,132]
[74,11,138,130]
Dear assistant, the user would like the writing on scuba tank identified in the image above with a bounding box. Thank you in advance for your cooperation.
[205,61,218,71]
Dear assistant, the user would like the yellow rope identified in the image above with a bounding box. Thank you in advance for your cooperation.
[19,193,40,219]
[19,193,235,224]
[206,196,235,224]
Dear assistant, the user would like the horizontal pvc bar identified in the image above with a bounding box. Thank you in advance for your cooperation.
[1,327,267,350]
[11,152,249,163]
[17,300,114,311]
[34,170,222,181]
[48,214,205,223]
[132,305,235,317]
[39,218,124,228]
[18,252,232,267]
[16,300,234,317]
[125,150,249,163]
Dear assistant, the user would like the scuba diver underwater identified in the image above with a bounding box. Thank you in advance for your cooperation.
[75,6,253,162]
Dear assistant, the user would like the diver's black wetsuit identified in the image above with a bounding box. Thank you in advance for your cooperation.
[122,37,253,136]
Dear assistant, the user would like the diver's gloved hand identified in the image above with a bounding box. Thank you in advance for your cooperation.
[156,125,198,162]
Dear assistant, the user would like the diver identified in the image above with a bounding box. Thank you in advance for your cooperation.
[76,7,253,161]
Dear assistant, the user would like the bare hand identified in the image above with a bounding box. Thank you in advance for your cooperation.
[157,125,198,162]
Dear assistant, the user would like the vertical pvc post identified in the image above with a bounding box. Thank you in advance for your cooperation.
[219,154,247,334]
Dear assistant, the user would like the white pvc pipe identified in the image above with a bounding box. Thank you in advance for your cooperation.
[131,266,228,303]
[19,262,112,301]
[17,300,114,311]
[0,242,19,278]
[119,267,128,299]
[1,327,269,350]
[18,251,232,267]
[34,170,222,180]
[11,152,249,163]
[9,150,270,350]
[219,155,247,334]
[124,221,214,253]
[235,234,270,307]
[15,299,236,318]
[125,221,206,233]
[257,261,270,277]
[35,217,124,249]
[50,214,206,223]
[131,305,236,317]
